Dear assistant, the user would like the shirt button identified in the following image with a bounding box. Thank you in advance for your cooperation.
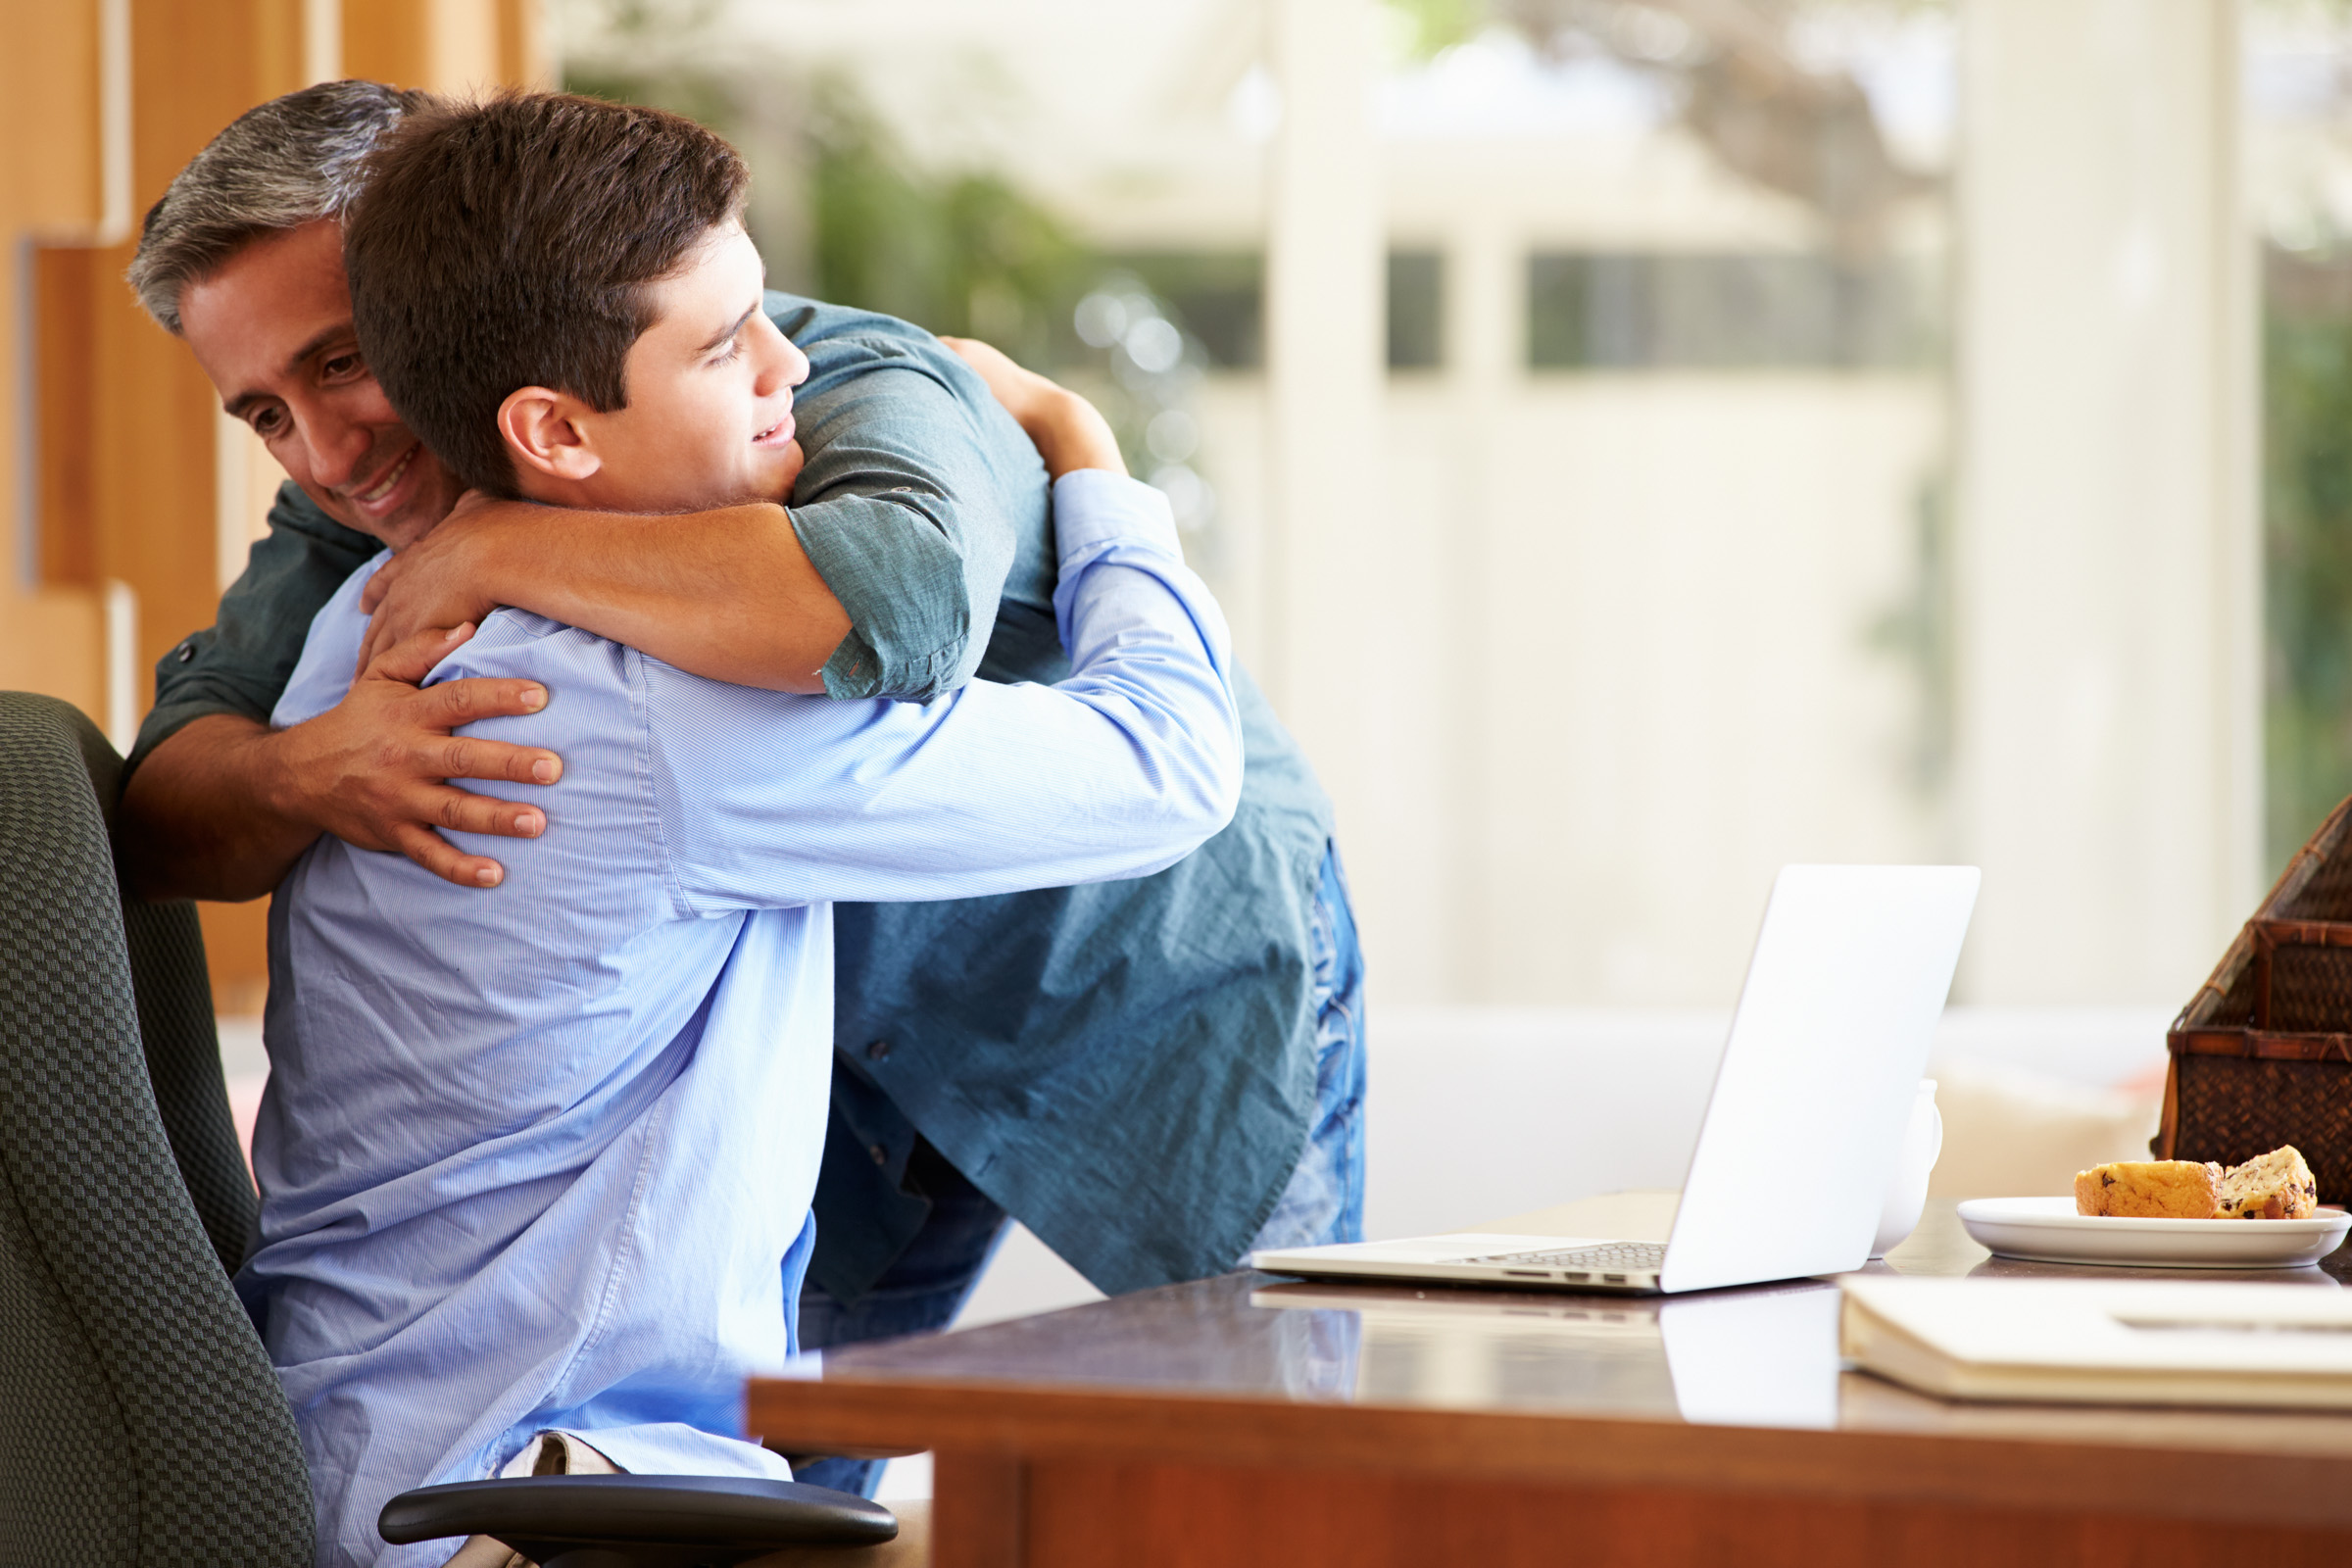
[868,1144,888,1167]
[866,1040,891,1062]
[175,643,196,663]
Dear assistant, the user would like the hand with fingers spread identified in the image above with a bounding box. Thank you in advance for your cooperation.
[292,622,565,887]
[117,622,567,903]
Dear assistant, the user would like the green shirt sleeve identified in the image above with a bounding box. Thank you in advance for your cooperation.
[124,482,378,775]
[767,293,1047,702]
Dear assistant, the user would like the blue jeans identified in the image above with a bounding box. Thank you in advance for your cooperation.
[794,842,1366,1496]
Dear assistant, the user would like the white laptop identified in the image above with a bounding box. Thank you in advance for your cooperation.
[1252,864,1980,1296]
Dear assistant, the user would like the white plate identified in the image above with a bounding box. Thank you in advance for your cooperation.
[1957,1197,2352,1269]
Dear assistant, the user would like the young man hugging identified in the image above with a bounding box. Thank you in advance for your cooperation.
[131,77,1361,1514]
[242,91,1240,1568]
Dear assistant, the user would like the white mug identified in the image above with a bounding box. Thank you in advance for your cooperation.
[1870,1078,1943,1259]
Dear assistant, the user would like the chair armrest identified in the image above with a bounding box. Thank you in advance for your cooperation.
[379,1474,897,1567]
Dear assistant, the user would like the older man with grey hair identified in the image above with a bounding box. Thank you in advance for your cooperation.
[122,78,1364,1510]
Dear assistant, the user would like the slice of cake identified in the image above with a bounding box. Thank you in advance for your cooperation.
[2216,1146,2320,1220]
[2074,1159,2224,1218]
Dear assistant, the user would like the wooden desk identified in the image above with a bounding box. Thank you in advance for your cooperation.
[750,1201,2352,1566]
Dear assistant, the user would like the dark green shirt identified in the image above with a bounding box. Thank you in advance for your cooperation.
[131,292,1334,1298]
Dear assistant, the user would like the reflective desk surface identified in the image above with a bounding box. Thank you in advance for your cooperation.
[749,1199,2352,1567]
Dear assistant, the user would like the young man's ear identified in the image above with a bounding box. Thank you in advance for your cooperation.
[498,386,604,486]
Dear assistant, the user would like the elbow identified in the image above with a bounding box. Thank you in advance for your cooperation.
[1162,706,1244,852]
[1205,722,1244,835]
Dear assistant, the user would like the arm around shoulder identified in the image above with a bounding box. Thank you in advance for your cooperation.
[652,466,1239,911]
[939,337,1125,479]
[356,493,849,694]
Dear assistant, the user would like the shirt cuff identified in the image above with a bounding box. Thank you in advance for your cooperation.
[1052,470,1179,564]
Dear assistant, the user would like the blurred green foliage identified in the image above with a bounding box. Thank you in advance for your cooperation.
[801,89,1097,370]
[1385,0,1488,57]
[561,62,1217,487]
[2266,296,2352,866]
[564,67,1095,368]
[564,65,737,141]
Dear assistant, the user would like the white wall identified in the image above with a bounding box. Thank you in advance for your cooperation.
[1190,372,1946,1006]
[554,1,2267,1008]
[1953,0,2261,1005]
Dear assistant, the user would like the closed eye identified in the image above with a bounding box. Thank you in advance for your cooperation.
[701,299,761,362]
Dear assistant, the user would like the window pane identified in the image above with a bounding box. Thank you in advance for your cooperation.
[1528,252,1935,370]
[1387,249,1444,369]
[1099,251,1263,370]
[2251,5,2352,864]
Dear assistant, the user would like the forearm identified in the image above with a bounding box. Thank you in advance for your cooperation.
[1014,387,1125,479]
[936,340,1124,479]
[117,714,318,903]
[465,503,851,693]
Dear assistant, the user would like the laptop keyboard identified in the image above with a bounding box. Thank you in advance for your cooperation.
[1465,1242,1667,1274]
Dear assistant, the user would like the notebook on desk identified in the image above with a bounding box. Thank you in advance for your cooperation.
[1252,864,1980,1296]
[1842,1274,2352,1408]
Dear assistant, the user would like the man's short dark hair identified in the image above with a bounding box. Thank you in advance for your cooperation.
[344,91,750,496]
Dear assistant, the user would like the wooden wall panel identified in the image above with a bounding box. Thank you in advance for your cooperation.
[342,0,435,92]
[32,0,315,691]
[344,0,544,95]
[200,905,273,1017]
[497,0,551,89]
[0,0,105,222]
[18,0,546,1008]
[30,0,311,1007]
[33,248,101,589]
[77,238,232,697]
[0,0,107,721]
[140,0,301,1010]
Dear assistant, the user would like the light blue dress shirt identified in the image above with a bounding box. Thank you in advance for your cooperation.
[244,471,1239,1568]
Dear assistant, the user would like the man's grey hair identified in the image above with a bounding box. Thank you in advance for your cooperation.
[127,78,437,333]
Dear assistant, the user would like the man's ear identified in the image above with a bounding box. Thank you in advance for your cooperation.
[498,386,603,485]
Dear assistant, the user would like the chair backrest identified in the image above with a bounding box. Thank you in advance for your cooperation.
[0,693,313,1567]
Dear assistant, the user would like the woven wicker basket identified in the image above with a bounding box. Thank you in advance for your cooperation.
[2157,796,2352,1199]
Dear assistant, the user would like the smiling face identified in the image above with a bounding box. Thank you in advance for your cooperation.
[500,223,808,514]
[177,220,465,550]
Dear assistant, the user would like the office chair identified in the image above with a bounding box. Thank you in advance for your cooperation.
[0,693,896,1568]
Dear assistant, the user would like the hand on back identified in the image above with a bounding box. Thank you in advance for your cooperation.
[290,622,564,887]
